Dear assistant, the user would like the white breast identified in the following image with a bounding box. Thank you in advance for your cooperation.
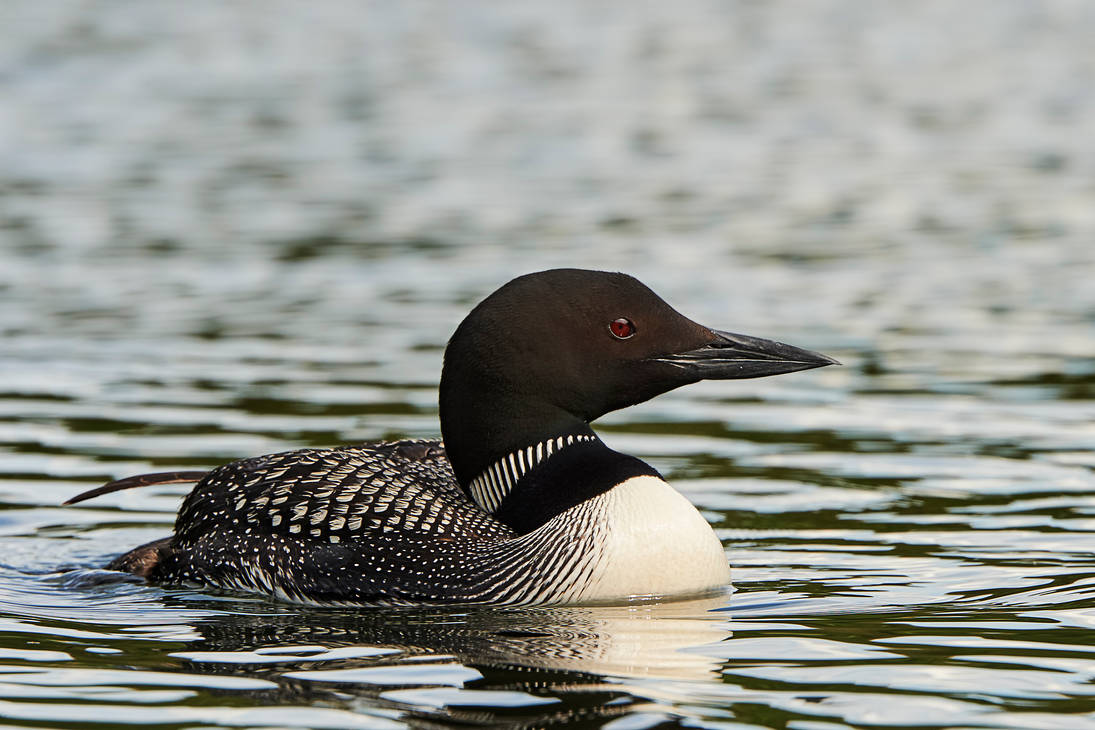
[571,475,730,603]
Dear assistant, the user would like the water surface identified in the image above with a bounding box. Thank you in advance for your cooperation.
[2,1,1095,727]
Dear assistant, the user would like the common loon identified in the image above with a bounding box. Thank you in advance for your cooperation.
[66,269,836,606]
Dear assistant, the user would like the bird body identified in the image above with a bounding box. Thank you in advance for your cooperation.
[68,270,835,606]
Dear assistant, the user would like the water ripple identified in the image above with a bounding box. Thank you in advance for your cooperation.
[2,0,1094,727]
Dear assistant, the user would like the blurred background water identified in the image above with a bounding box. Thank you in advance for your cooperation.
[1,1,1094,728]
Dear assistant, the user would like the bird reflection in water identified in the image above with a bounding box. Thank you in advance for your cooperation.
[180,593,732,679]
[164,592,733,723]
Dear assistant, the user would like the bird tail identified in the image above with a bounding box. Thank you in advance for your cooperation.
[63,471,209,506]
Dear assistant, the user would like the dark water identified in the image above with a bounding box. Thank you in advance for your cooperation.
[2,1,1095,727]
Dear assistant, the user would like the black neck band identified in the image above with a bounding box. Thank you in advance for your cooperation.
[491,439,661,535]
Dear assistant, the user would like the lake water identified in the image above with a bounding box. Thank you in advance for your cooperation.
[2,1,1094,727]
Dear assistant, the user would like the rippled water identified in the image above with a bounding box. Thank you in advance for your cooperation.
[2,1,1095,727]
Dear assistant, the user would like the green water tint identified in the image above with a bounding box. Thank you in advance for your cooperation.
[3,0,1095,726]
[3,335,1093,730]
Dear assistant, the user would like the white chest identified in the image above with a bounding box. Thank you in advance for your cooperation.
[569,475,730,603]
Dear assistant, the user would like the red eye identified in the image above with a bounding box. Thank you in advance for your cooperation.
[609,318,636,339]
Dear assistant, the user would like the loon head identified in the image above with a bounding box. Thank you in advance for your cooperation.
[439,269,836,503]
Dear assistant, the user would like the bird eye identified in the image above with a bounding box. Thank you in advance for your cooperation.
[609,318,636,339]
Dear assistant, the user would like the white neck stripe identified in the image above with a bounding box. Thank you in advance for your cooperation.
[468,434,596,513]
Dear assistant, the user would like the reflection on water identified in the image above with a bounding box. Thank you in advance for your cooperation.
[178,595,732,681]
[0,573,735,726]
[2,0,1095,727]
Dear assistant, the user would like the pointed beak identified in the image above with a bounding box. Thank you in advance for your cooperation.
[654,329,839,380]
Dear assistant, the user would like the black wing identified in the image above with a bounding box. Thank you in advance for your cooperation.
[173,439,514,545]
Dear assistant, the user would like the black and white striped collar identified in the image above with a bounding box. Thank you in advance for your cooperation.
[468,433,597,513]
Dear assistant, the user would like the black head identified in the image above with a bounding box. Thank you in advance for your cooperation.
[439,269,836,488]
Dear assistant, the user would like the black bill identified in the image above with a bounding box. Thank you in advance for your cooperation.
[655,328,839,380]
